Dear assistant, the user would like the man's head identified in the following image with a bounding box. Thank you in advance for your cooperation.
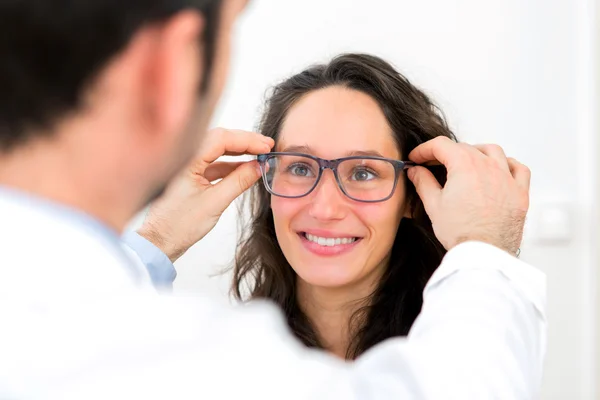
[0,0,247,228]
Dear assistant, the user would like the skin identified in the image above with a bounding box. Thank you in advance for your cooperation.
[272,86,411,357]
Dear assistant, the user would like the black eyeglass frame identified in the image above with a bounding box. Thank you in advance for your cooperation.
[256,152,416,203]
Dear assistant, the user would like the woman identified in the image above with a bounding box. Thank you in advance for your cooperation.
[233,53,456,360]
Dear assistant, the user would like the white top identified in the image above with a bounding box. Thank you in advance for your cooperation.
[0,188,546,400]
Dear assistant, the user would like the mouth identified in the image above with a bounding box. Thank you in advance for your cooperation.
[301,232,360,246]
[297,232,363,256]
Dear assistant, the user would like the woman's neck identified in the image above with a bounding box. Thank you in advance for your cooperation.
[296,266,386,359]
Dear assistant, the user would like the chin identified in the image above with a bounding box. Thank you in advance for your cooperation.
[294,264,359,289]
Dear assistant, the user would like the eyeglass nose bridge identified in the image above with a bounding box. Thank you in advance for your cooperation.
[311,158,350,197]
[315,158,342,172]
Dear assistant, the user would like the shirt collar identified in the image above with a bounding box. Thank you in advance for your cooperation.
[0,185,145,281]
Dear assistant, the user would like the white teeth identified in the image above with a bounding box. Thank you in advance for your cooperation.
[305,233,357,247]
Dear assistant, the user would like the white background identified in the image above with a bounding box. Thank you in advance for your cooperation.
[167,1,599,398]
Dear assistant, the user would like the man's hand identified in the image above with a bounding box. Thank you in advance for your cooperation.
[138,128,274,262]
[407,137,530,255]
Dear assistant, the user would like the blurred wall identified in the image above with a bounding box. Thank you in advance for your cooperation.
[170,1,598,398]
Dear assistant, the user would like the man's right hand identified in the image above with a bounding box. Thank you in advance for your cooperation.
[138,128,274,262]
[407,137,531,256]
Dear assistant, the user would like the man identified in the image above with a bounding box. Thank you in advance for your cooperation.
[0,1,545,399]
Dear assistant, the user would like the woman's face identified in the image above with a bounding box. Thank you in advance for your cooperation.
[271,86,409,290]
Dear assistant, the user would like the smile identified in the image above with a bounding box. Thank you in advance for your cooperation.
[302,233,359,247]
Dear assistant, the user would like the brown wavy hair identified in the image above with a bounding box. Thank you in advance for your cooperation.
[233,53,456,359]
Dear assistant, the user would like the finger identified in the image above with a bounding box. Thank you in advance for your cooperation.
[221,151,264,157]
[473,144,510,172]
[204,161,246,182]
[507,158,531,191]
[408,136,461,169]
[200,128,274,164]
[211,160,262,205]
[407,166,442,212]
[420,160,443,167]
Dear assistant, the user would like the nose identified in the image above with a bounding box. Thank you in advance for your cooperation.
[308,170,347,221]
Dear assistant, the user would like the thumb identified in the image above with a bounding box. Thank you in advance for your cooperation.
[407,166,442,209]
[213,160,262,206]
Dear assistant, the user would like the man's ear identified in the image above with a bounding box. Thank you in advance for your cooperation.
[143,10,206,141]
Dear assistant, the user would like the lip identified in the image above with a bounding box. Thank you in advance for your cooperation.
[297,230,363,257]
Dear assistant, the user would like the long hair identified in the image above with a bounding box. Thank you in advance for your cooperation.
[233,53,456,359]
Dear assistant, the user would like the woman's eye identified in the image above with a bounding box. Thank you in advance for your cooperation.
[289,163,313,177]
[352,168,376,181]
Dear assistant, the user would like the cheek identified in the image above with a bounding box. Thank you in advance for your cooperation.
[271,196,294,219]
[355,186,407,237]
[354,204,402,235]
[271,197,305,239]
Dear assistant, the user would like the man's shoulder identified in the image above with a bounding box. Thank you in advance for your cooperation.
[0,196,139,304]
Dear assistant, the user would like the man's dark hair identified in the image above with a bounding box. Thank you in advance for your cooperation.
[0,0,222,151]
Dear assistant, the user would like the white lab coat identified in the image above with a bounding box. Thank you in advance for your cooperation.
[0,191,546,400]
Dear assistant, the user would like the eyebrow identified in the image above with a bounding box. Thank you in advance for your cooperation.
[280,145,385,158]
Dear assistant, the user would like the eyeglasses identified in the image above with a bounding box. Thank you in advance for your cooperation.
[257,152,415,203]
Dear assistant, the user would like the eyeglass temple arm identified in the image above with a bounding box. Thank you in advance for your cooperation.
[403,160,443,168]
